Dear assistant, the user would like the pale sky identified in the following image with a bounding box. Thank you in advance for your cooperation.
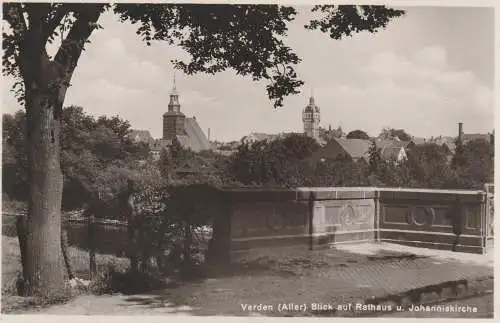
[2,5,495,142]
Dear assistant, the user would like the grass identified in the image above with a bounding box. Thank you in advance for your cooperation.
[1,235,129,313]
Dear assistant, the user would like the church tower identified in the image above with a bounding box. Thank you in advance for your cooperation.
[302,95,320,141]
[163,75,186,140]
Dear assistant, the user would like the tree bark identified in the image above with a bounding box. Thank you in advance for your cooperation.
[24,87,68,297]
[183,218,192,265]
[88,213,97,279]
[15,215,28,295]
[61,222,74,280]
[125,191,139,273]
[13,4,104,297]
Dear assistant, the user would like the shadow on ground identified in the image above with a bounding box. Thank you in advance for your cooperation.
[114,248,432,316]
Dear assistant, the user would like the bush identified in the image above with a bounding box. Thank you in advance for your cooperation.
[90,262,168,295]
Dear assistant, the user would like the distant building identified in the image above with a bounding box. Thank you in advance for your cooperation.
[162,79,212,152]
[309,138,371,164]
[213,140,240,156]
[125,129,154,145]
[308,137,407,166]
[302,96,321,143]
[375,139,407,162]
[241,132,279,144]
[149,78,212,160]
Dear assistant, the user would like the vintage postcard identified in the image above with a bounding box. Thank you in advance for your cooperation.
[1,0,495,320]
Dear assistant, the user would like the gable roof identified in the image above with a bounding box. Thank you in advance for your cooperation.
[376,140,406,160]
[335,138,371,161]
[177,117,211,152]
[126,129,153,144]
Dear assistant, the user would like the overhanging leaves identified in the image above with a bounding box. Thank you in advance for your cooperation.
[3,4,405,108]
[306,5,405,40]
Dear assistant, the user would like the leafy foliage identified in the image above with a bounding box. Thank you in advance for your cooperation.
[229,133,320,186]
[379,127,412,141]
[369,140,494,190]
[306,6,405,39]
[346,129,370,140]
[319,126,343,143]
[314,155,368,187]
[2,107,153,210]
[2,111,28,201]
[457,139,494,188]
[368,140,382,174]
[3,4,406,108]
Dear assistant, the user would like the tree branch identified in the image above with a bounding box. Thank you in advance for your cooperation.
[4,3,28,40]
[3,3,28,79]
[24,3,50,31]
[43,4,72,45]
[54,4,103,76]
[48,5,104,118]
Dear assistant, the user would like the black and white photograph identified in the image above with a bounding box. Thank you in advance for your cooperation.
[1,1,495,318]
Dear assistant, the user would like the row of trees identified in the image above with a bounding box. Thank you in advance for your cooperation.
[3,107,154,214]
[4,107,216,286]
[322,127,413,141]
[224,133,493,190]
[6,106,490,211]
[3,106,493,295]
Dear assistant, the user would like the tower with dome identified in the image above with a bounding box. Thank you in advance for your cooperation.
[302,95,320,142]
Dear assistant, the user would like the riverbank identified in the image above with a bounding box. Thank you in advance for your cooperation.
[1,236,129,313]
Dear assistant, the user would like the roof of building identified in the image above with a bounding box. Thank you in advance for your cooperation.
[410,137,427,145]
[126,129,153,143]
[303,96,320,113]
[242,132,279,142]
[376,140,406,160]
[177,117,212,152]
[150,139,171,151]
[335,138,372,161]
[149,118,211,153]
[463,133,491,143]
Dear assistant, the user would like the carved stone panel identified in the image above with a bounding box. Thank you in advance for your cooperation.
[231,201,308,238]
[317,199,375,233]
[381,202,482,235]
[412,206,436,227]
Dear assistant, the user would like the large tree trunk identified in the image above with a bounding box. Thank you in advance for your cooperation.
[125,191,139,273]
[61,224,74,280]
[24,87,68,297]
[14,3,103,297]
[88,213,97,279]
[15,215,28,295]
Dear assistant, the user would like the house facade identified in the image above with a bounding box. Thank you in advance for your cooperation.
[308,137,408,166]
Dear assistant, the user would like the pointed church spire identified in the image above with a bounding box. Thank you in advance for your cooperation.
[168,72,180,112]
[309,88,315,104]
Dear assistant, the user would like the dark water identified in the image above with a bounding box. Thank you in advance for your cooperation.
[3,215,128,256]
[66,222,128,256]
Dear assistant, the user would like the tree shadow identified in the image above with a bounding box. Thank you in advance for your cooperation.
[115,246,433,316]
